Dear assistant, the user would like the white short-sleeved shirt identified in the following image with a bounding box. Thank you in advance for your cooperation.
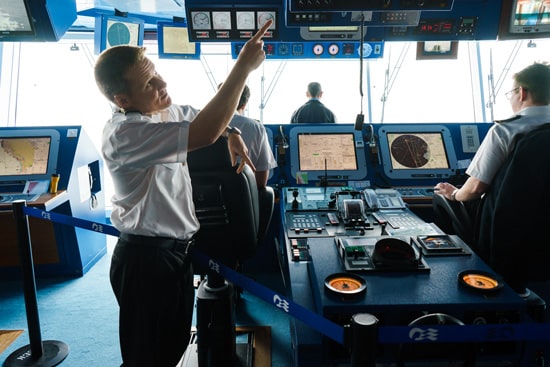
[102,104,200,240]
[230,113,277,172]
[466,105,550,185]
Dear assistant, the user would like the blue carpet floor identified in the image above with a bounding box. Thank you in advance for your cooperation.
[0,240,293,366]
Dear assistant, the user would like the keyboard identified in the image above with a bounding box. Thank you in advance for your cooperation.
[376,210,426,229]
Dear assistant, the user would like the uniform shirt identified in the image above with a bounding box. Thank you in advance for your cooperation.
[230,113,277,172]
[290,99,337,124]
[102,104,199,240]
[466,105,550,185]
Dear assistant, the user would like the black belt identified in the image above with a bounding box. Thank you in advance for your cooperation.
[119,233,194,254]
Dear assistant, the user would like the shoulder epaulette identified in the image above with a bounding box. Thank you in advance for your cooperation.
[494,115,521,124]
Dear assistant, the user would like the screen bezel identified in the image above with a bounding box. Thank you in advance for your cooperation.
[157,21,201,60]
[0,0,35,38]
[289,125,367,182]
[0,128,60,183]
[509,0,550,34]
[377,124,458,180]
[94,14,145,54]
[499,0,550,39]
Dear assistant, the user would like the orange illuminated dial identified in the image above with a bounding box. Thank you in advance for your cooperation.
[325,273,366,296]
[458,270,503,293]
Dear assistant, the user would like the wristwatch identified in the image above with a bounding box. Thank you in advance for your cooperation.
[223,126,241,138]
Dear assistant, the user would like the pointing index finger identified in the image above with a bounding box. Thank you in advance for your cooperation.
[251,19,273,42]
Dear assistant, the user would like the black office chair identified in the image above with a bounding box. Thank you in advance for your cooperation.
[434,124,550,321]
[187,137,275,366]
[187,137,275,276]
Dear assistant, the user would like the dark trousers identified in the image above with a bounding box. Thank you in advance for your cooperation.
[110,234,195,367]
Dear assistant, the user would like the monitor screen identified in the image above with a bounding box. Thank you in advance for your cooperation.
[510,0,550,32]
[289,125,367,183]
[94,15,144,54]
[378,125,458,180]
[157,21,201,60]
[0,0,35,37]
[0,128,60,185]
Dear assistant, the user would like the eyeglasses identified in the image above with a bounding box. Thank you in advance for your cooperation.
[505,87,520,100]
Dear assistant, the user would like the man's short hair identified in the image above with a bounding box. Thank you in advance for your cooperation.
[94,45,146,103]
[514,62,550,105]
[307,82,322,98]
[238,85,251,110]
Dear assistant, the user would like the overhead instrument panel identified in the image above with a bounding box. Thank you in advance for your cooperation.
[232,41,384,59]
[185,0,283,41]
[287,0,454,12]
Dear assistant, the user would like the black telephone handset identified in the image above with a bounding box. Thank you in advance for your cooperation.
[363,189,380,210]
[363,188,406,210]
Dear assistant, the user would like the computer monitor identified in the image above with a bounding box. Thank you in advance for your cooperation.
[499,0,550,39]
[289,125,367,183]
[509,0,550,33]
[0,128,60,189]
[377,124,458,180]
[157,21,201,60]
[94,14,145,54]
[0,0,35,38]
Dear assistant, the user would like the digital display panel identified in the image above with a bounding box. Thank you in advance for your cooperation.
[0,0,35,36]
[94,15,144,54]
[378,125,457,180]
[157,21,201,60]
[509,0,550,34]
[289,125,367,182]
[0,128,60,184]
[298,133,358,171]
[0,137,51,176]
[387,132,450,170]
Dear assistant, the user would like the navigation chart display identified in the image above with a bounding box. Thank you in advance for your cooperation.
[378,125,458,180]
[298,133,358,171]
[387,132,449,170]
[0,137,51,176]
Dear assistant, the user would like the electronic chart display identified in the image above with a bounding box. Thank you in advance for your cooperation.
[378,125,458,180]
[289,125,367,183]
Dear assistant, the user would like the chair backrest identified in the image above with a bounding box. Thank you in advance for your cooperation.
[474,123,550,291]
[187,137,274,272]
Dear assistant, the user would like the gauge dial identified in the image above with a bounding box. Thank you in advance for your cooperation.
[257,12,276,29]
[212,12,231,30]
[237,12,254,29]
[192,12,211,30]
[458,271,503,293]
[324,273,366,298]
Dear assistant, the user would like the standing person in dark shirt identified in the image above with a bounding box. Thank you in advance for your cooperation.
[290,82,337,123]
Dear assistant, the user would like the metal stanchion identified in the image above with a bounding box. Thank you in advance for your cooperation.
[349,313,378,367]
[4,200,69,367]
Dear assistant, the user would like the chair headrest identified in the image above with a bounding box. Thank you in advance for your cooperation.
[187,138,233,172]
